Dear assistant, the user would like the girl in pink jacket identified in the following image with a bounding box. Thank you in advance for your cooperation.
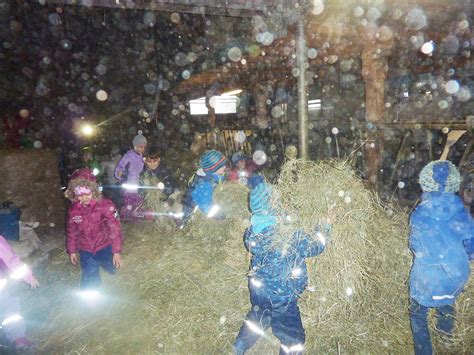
[0,235,39,350]
[65,168,123,290]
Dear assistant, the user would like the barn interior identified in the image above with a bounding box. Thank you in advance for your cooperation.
[0,0,472,353]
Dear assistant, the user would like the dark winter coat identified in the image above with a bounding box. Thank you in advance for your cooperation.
[140,161,176,197]
[409,192,473,307]
[66,198,123,255]
[245,225,326,303]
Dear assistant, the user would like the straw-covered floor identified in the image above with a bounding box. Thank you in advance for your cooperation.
[20,160,472,353]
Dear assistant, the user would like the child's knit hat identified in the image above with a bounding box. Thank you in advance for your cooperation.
[419,160,461,193]
[70,168,97,182]
[249,182,272,213]
[65,168,101,201]
[132,134,147,147]
[200,150,227,173]
[231,151,246,165]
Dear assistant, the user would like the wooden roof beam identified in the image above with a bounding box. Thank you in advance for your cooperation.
[41,0,299,17]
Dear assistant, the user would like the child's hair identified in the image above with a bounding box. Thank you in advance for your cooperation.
[231,151,247,165]
[64,168,101,201]
[145,145,161,160]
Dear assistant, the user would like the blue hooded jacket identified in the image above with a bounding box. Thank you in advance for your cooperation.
[187,170,225,214]
[245,224,327,303]
[409,192,473,307]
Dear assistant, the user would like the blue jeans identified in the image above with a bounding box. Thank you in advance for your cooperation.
[79,246,115,290]
[234,286,305,355]
[409,298,455,355]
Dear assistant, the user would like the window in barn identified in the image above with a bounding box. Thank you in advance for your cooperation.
[308,99,321,111]
[189,95,239,115]
[189,97,208,115]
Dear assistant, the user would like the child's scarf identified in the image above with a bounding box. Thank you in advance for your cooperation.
[251,213,277,234]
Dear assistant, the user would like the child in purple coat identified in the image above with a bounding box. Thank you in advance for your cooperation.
[114,134,147,222]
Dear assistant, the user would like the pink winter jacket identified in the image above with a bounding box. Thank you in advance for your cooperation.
[0,235,36,285]
[66,198,123,255]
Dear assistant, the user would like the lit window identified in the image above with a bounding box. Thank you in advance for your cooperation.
[189,95,238,115]
[308,99,321,111]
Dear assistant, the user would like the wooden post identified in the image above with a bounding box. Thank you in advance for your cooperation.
[362,48,388,186]
[254,83,269,129]
[205,96,217,128]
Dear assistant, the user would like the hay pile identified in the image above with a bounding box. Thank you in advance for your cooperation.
[272,159,472,353]
[214,182,250,221]
[22,224,250,353]
[0,149,65,229]
[141,175,168,214]
[187,182,250,271]
[21,182,253,353]
[19,161,472,353]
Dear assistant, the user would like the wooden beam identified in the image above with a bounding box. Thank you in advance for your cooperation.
[380,122,470,130]
[41,0,298,17]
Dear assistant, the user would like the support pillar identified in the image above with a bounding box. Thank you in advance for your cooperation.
[362,48,388,186]
[206,96,217,128]
[254,83,270,129]
[296,18,309,160]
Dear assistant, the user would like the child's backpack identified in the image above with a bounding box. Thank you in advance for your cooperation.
[0,201,21,241]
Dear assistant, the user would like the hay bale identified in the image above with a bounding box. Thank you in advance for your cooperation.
[0,149,65,229]
[9,223,40,259]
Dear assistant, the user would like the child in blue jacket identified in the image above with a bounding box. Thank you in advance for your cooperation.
[180,150,228,227]
[233,183,330,355]
[409,160,473,355]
